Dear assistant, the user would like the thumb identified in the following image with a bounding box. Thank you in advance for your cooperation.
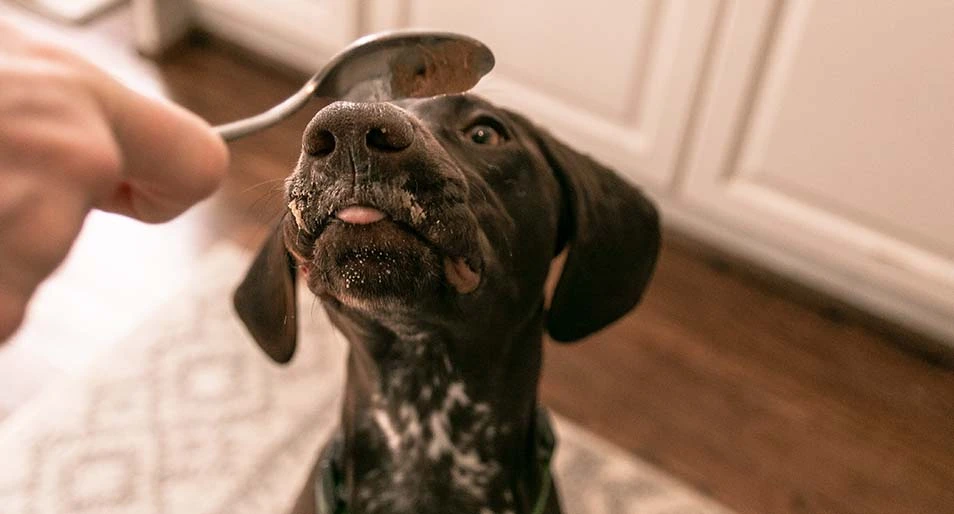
[93,73,230,223]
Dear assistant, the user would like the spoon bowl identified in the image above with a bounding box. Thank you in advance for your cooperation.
[215,30,495,141]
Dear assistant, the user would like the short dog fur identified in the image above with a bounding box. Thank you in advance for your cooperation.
[234,94,660,514]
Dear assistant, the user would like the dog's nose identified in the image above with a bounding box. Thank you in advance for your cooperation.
[303,101,415,157]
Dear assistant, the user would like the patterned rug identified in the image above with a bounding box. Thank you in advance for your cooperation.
[0,244,734,514]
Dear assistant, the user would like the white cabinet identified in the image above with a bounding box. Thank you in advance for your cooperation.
[189,0,954,343]
[192,0,360,68]
[370,0,718,192]
[681,0,954,342]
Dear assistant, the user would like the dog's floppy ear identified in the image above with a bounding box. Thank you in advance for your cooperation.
[519,117,660,342]
[233,222,298,363]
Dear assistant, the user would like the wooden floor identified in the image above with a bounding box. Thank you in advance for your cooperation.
[1,9,953,514]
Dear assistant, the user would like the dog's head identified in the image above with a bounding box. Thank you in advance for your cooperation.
[234,94,659,363]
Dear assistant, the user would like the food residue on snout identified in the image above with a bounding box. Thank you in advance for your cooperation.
[288,200,311,234]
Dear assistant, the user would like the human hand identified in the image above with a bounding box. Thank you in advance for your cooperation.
[0,22,229,342]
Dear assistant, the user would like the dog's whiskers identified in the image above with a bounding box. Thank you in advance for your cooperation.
[238,177,287,195]
[243,192,287,228]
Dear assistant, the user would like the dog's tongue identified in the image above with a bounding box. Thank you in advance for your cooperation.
[336,206,386,224]
[443,257,480,294]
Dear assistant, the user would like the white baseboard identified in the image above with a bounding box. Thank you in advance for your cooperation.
[191,0,357,72]
[657,197,954,345]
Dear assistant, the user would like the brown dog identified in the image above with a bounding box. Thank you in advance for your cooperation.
[234,94,660,514]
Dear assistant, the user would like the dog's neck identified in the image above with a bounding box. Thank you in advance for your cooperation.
[328,307,547,514]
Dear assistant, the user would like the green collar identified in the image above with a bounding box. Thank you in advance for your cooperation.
[316,407,557,514]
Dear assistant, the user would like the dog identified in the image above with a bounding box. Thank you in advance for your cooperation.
[233,94,660,514]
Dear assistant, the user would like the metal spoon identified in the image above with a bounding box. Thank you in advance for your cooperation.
[215,30,495,141]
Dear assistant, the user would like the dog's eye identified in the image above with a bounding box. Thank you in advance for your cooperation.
[463,115,509,146]
[466,125,502,145]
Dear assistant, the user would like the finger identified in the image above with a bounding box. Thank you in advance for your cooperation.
[92,74,230,223]
[0,185,89,340]
[0,288,28,342]
[0,184,89,291]
[0,88,124,203]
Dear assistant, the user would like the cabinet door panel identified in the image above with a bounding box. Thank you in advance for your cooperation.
[684,0,954,341]
[410,2,657,121]
[193,0,359,69]
[393,0,719,191]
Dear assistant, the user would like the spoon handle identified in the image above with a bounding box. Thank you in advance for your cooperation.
[215,80,319,141]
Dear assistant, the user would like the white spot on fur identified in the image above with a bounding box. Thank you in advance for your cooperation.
[400,403,422,439]
[446,382,470,407]
[426,410,454,461]
[371,378,499,501]
[373,407,401,452]
[423,382,497,498]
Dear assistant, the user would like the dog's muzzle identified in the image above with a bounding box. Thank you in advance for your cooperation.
[284,102,484,299]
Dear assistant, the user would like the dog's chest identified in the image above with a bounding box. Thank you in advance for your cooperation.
[351,342,516,514]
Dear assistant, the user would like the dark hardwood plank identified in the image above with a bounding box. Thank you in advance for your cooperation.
[541,237,954,514]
